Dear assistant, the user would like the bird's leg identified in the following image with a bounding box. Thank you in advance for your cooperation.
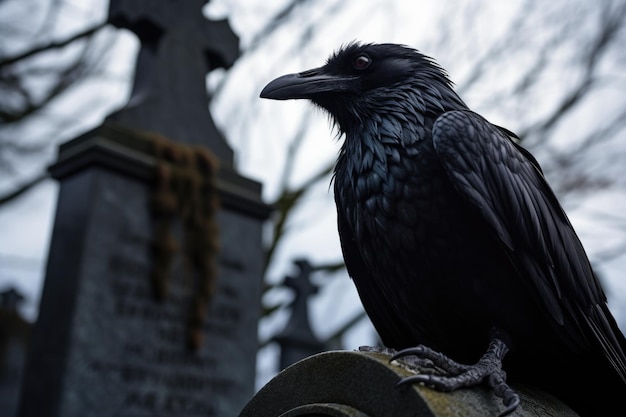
[390,333,520,416]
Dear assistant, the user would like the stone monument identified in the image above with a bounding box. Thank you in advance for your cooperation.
[18,2,271,417]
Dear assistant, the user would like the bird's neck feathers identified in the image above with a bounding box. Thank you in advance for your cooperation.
[338,78,467,149]
[333,77,467,188]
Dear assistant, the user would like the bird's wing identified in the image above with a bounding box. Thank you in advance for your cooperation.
[432,110,626,380]
[335,193,410,347]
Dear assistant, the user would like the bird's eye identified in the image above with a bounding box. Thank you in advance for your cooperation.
[353,54,371,70]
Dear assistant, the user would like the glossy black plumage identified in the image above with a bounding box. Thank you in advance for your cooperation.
[261,42,626,415]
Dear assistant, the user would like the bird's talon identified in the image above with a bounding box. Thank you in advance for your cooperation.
[390,346,425,362]
[395,374,426,387]
[392,338,521,415]
[498,396,521,417]
[391,345,468,375]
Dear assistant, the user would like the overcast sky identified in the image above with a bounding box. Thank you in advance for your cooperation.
[1,0,625,386]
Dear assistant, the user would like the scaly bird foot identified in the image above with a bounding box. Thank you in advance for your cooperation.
[390,337,520,416]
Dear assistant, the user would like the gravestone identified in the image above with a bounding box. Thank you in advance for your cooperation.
[18,2,271,417]
[0,288,29,417]
[238,349,578,417]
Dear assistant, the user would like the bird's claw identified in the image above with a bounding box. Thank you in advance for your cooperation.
[390,337,520,416]
[487,371,520,417]
[391,345,469,375]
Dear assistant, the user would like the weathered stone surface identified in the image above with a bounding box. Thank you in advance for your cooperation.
[18,127,270,417]
[238,350,578,417]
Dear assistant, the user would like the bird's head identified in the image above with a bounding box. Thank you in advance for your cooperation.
[260,42,463,132]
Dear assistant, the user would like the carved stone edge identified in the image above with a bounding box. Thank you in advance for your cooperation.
[49,123,272,220]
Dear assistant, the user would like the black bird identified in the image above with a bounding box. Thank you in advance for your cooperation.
[260,42,626,416]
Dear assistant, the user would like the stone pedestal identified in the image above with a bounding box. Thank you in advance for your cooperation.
[18,124,271,417]
[238,350,578,417]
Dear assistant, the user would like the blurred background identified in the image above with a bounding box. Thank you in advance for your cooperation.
[1,0,626,389]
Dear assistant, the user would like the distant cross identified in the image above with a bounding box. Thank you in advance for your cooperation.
[107,0,239,163]
[284,259,318,325]
[274,259,325,369]
[0,287,25,313]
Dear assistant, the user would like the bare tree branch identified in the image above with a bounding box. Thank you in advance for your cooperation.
[264,159,335,275]
[0,171,49,206]
[0,22,106,68]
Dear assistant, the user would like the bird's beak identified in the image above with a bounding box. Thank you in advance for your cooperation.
[260,67,358,100]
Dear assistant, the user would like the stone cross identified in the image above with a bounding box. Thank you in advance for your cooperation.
[0,288,25,313]
[274,259,325,369]
[108,0,239,162]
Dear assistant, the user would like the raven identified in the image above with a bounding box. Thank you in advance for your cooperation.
[260,42,626,416]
